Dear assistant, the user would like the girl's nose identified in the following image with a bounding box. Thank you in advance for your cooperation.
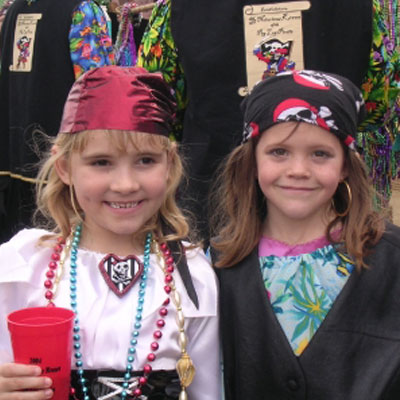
[110,167,140,193]
[286,157,311,178]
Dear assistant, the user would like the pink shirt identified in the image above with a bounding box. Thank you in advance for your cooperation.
[258,231,341,257]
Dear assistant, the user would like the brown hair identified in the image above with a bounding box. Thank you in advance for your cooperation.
[35,130,191,245]
[210,139,386,270]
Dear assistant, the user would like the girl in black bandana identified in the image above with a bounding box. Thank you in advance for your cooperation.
[212,69,400,400]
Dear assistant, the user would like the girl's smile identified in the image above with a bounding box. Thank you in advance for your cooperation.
[107,201,140,209]
[278,185,316,192]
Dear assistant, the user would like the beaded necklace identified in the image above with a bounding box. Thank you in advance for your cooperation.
[44,224,195,399]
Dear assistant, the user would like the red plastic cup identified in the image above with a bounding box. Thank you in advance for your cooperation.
[7,307,74,400]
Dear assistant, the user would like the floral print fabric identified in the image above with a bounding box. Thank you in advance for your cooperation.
[137,0,186,140]
[259,245,354,356]
[69,0,114,80]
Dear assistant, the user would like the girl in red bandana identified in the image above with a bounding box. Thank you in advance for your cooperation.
[0,66,221,400]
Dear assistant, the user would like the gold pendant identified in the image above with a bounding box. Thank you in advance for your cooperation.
[176,352,196,388]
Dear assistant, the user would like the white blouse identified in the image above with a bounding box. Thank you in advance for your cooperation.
[0,229,221,400]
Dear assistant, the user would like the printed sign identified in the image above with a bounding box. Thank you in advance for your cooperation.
[10,13,42,72]
[241,1,311,95]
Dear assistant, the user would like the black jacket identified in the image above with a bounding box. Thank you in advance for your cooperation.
[216,223,400,399]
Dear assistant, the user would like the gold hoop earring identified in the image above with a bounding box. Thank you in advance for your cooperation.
[332,180,352,217]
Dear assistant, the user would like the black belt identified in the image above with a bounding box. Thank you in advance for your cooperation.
[70,369,180,400]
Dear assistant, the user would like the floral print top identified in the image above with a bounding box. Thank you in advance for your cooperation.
[259,242,354,356]
[69,0,115,80]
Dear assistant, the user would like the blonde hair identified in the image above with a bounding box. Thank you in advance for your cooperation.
[211,140,386,270]
[35,130,190,244]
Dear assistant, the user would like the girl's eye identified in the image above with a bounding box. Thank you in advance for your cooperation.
[269,148,287,157]
[91,159,110,166]
[313,150,331,158]
[139,157,155,165]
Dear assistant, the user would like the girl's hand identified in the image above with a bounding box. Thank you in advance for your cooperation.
[0,363,53,399]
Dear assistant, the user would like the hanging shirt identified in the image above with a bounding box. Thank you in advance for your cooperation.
[137,0,186,140]
[69,0,115,79]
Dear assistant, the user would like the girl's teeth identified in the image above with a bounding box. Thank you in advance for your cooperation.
[110,202,138,209]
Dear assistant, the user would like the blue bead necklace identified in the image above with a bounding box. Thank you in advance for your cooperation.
[69,223,153,399]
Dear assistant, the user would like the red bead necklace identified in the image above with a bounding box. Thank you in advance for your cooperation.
[43,236,66,306]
